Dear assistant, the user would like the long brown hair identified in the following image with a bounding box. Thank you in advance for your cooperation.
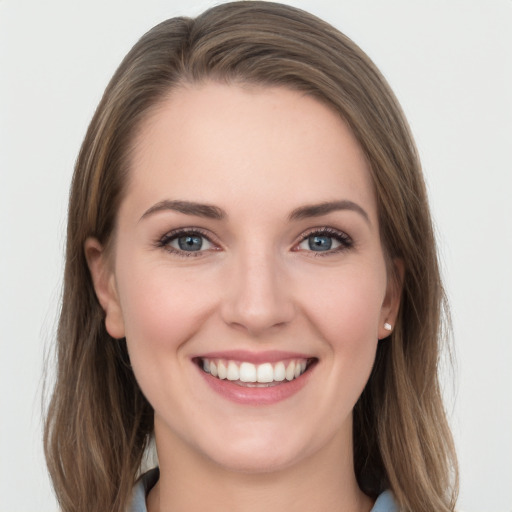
[44,2,458,511]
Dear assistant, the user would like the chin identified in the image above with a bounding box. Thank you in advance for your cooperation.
[208,446,303,475]
[196,425,317,475]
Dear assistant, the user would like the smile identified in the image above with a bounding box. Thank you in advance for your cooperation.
[199,358,312,386]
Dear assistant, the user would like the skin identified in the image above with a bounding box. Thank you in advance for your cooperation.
[86,83,401,512]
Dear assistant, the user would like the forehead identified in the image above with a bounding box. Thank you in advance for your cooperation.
[126,82,376,222]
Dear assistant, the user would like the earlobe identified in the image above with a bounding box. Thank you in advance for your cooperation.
[84,237,125,339]
[378,258,404,340]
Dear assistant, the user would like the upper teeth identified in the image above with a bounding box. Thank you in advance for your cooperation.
[201,358,308,383]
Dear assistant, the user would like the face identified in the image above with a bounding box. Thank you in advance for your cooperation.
[87,83,400,474]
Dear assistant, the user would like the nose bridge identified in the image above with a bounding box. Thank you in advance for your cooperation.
[221,243,294,335]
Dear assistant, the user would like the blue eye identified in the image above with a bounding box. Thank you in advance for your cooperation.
[297,229,352,253]
[174,234,205,251]
[159,230,214,255]
[307,235,335,251]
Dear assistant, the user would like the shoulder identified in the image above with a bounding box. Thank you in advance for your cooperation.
[371,490,398,512]
[127,467,160,512]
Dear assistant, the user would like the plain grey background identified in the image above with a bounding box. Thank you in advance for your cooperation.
[1,0,511,510]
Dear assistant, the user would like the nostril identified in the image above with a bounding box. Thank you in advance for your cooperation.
[222,305,296,337]
[220,264,295,334]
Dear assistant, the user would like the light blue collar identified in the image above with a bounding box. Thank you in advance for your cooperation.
[128,468,398,512]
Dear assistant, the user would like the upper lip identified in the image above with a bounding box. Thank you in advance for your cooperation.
[193,350,315,364]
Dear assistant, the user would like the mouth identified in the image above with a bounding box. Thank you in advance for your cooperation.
[195,357,317,388]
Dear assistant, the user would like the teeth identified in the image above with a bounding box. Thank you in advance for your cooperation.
[285,361,295,381]
[274,362,285,381]
[257,363,274,383]
[217,361,227,380]
[240,362,257,382]
[227,361,239,381]
[201,358,310,383]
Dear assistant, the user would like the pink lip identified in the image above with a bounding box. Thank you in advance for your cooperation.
[193,350,312,364]
[194,354,317,406]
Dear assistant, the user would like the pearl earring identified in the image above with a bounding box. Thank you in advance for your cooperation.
[384,322,392,331]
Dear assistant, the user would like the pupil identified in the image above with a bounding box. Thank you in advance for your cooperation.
[309,235,332,251]
[178,235,203,251]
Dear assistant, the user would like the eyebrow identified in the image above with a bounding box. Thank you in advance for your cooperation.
[139,200,226,221]
[139,198,370,225]
[288,200,371,225]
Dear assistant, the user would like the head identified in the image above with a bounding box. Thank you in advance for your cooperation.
[44,3,457,512]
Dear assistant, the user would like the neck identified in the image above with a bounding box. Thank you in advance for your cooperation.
[147,424,374,512]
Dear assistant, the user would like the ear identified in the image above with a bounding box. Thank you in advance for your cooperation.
[378,258,404,340]
[84,237,125,339]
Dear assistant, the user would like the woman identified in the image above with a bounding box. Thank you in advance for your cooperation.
[44,2,458,511]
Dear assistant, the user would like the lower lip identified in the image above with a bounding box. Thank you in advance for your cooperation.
[197,364,314,406]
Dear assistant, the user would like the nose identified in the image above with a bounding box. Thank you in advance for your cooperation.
[220,248,295,336]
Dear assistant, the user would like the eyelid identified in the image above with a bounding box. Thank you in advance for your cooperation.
[293,226,354,254]
[155,225,353,257]
[156,227,221,256]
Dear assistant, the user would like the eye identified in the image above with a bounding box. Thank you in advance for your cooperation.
[296,228,353,254]
[171,233,212,252]
[157,229,216,256]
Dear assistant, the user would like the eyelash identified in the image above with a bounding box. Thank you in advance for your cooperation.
[156,228,218,257]
[295,227,354,256]
[155,226,353,257]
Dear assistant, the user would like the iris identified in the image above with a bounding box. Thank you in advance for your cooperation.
[308,235,332,251]
[178,235,203,251]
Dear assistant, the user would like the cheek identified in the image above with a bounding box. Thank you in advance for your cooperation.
[298,265,385,416]
[115,263,214,373]
[295,262,386,397]
[299,264,386,343]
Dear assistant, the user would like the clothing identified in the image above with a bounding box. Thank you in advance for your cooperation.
[129,468,159,512]
[128,467,398,512]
